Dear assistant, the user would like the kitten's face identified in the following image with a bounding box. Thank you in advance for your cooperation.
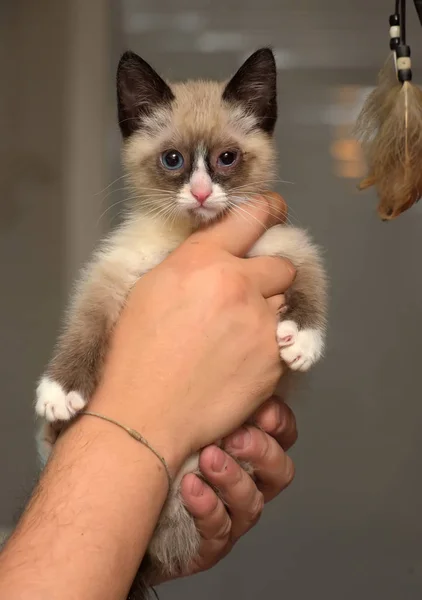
[117,49,277,224]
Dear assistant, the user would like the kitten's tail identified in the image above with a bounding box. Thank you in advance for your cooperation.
[127,559,158,600]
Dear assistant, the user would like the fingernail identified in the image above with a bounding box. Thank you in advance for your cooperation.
[211,448,227,472]
[190,476,205,497]
[228,427,251,450]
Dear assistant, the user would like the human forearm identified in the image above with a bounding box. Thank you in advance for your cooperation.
[0,413,176,600]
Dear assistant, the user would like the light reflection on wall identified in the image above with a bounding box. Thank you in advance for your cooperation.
[329,85,368,180]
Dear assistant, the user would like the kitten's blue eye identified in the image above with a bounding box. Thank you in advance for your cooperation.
[161,150,184,170]
[217,151,238,167]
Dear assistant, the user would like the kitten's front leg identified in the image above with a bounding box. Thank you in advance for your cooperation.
[248,225,328,372]
[35,264,132,424]
[35,308,111,422]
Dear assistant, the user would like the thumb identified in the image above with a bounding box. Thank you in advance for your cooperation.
[190,192,287,257]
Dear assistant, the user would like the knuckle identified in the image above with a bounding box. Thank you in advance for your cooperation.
[256,431,271,462]
[186,266,247,310]
[289,428,299,448]
[201,493,220,522]
[199,266,249,307]
[223,273,249,305]
[231,461,245,486]
[247,492,265,526]
[283,456,296,486]
[250,311,266,335]
[257,400,282,434]
[215,514,232,541]
[258,317,277,344]
[266,456,296,500]
[282,403,297,430]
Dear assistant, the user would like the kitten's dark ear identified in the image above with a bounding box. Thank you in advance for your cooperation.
[222,48,277,134]
[117,51,175,138]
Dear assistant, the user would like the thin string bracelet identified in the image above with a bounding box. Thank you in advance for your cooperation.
[81,410,172,492]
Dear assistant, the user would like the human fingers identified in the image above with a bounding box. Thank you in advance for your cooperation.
[180,474,232,572]
[254,397,298,451]
[243,256,296,298]
[198,446,264,541]
[224,425,295,503]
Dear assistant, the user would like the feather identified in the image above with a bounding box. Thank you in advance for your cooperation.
[356,53,422,219]
[355,53,398,150]
[368,81,422,219]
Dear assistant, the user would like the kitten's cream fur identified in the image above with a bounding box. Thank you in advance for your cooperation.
[34,49,327,598]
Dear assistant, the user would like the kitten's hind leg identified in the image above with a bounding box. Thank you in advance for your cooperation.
[277,286,325,372]
[248,224,328,372]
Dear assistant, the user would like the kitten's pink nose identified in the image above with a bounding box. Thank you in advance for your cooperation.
[191,188,211,205]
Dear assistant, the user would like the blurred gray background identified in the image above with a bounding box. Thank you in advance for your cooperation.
[2,0,422,598]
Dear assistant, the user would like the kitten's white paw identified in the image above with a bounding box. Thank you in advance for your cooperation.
[277,321,324,372]
[35,377,86,422]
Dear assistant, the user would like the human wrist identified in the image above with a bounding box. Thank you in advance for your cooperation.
[87,383,191,478]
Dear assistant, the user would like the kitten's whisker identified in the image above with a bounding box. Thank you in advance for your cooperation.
[230,197,287,225]
[257,195,302,226]
[142,201,176,219]
[241,197,292,220]
[154,208,173,223]
[121,196,148,205]
[97,198,129,225]
[239,193,302,226]
[94,174,130,197]
[229,177,295,190]
[141,206,167,219]
[228,178,294,192]
[126,187,175,195]
[169,207,182,229]
[231,194,287,216]
[98,186,132,206]
[230,195,300,228]
[227,201,268,231]
[99,194,177,223]
[144,207,173,223]
[134,196,173,205]
[124,195,175,206]
[140,204,179,218]
[228,205,266,230]
[124,195,174,204]
[228,181,272,192]
[161,204,180,228]
[248,190,301,219]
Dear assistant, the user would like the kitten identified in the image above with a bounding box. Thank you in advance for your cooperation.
[34,48,327,598]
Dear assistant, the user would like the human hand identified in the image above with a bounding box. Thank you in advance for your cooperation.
[91,193,296,473]
[155,397,297,581]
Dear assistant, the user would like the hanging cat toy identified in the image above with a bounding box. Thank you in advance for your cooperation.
[355,0,422,220]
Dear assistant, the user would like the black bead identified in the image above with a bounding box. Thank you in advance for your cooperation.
[396,44,411,58]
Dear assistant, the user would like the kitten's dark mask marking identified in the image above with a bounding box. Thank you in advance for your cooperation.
[144,146,253,195]
[117,48,278,138]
